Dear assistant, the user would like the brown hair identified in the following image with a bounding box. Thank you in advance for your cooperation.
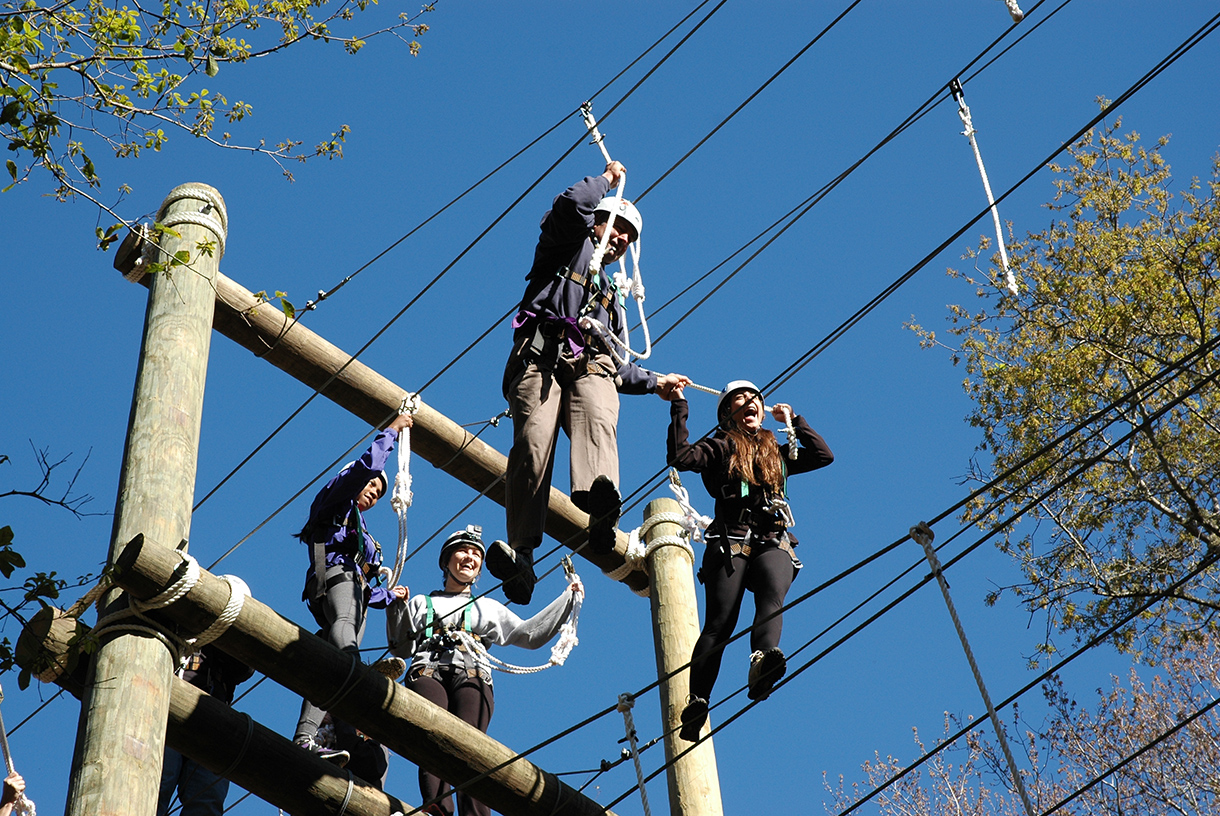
[724,425,785,494]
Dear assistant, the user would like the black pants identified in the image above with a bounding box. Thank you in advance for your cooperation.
[406,667,496,816]
[689,543,795,702]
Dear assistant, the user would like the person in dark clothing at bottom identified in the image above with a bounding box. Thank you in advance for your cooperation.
[157,645,254,816]
[663,379,834,742]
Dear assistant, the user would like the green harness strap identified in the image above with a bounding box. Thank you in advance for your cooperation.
[423,595,473,640]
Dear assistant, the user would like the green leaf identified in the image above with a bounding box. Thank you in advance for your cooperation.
[0,547,26,579]
[5,160,15,181]
[18,668,30,691]
[280,298,295,319]
[173,249,191,264]
[0,525,13,547]
[205,54,219,77]
[0,101,19,126]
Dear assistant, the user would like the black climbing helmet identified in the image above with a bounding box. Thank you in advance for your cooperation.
[438,525,486,572]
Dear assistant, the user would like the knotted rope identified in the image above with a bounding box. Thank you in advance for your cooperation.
[605,508,698,597]
[616,693,652,816]
[454,562,584,675]
[386,394,419,589]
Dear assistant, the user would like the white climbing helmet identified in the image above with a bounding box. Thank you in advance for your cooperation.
[439,525,486,571]
[717,380,763,427]
[593,197,642,243]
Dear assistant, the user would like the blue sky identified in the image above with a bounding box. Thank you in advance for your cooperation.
[3,2,1219,813]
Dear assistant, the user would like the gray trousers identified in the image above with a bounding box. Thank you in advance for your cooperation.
[504,347,619,552]
[295,564,367,742]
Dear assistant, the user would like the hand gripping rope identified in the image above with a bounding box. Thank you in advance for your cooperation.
[0,684,35,816]
[684,381,801,460]
[910,522,1036,816]
[615,693,652,816]
[453,557,584,674]
[949,78,1018,296]
[385,394,419,590]
[578,102,653,366]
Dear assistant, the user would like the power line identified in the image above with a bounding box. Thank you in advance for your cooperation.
[191,0,730,515]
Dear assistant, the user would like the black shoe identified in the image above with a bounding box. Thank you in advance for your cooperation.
[295,736,350,767]
[486,540,536,605]
[587,475,621,555]
[747,647,786,701]
[679,696,709,742]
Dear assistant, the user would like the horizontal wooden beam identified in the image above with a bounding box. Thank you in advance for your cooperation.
[121,261,645,593]
[113,534,619,816]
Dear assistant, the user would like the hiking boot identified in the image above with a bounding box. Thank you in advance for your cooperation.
[587,475,621,556]
[747,647,786,701]
[486,539,536,605]
[678,695,709,742]
[295,736,350,767]
[371,656,406,681]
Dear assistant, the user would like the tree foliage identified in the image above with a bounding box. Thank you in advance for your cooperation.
[909,118,1220,659]
[826,634,1220,815]
[0,0,432,202]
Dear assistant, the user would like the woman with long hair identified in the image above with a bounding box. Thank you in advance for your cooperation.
[664,380,833,741]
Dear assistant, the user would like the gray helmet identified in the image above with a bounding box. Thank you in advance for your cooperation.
[717,379,763,428]
[438,525,486,572]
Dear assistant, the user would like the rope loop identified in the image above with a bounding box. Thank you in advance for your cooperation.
[616,691,652,816]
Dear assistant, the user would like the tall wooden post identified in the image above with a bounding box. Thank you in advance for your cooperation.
[67,184,226,816]
[644,498,724,816]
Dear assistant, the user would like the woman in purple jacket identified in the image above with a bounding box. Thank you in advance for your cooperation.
[292,412,412,763]
[664,380,834,742]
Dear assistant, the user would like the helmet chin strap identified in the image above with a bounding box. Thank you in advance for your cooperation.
[444,567,478,589]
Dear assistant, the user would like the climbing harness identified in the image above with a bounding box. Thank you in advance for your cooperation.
[386,393,420,589]
[686,380,801,460]
[949,78,1018,296]
[577,102,653,366]
[451,557,585,675]
[0,684,35,816]
[998,0,1024,23]
[910,522,1035,816]
[616,693,652,816]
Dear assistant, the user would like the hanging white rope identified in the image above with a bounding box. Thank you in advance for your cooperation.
[386,394,419,589]
[0,685,36,816]
[998,0,1024,23]
[454,558,584,674]
[949,78,1018,296]
[910,522,1036,816]
[616,693,652,816]
[578,102,653,364]
[684,381,800,459]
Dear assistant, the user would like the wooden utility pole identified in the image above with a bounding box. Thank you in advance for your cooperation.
[644,498,724,816]
[67,184,226,816]
[118,265,650,594]
[110,533,620,816]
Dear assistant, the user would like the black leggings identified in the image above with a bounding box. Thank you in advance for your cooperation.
[689,543,795,702]
[405,668,496,816]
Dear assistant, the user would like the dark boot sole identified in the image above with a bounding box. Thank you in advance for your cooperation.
[587,475,621,555]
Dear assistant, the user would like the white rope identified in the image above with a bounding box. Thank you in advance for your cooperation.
[578,102,652,365]
[603,509,697,597]
[187,575,249,650]
[910,522,1036,816]
[949,80,1017,296]
[388,394,419,589]
[0,685,36,816]
[155,183,229,261]
[999,0,1024,23]
[453,572,584,675]
[667,470,711,544]
[131,553,201,613]
[616,693,652,816]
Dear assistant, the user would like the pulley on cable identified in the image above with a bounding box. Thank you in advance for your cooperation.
[577,101,653,368]
[949,78,1019,296]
